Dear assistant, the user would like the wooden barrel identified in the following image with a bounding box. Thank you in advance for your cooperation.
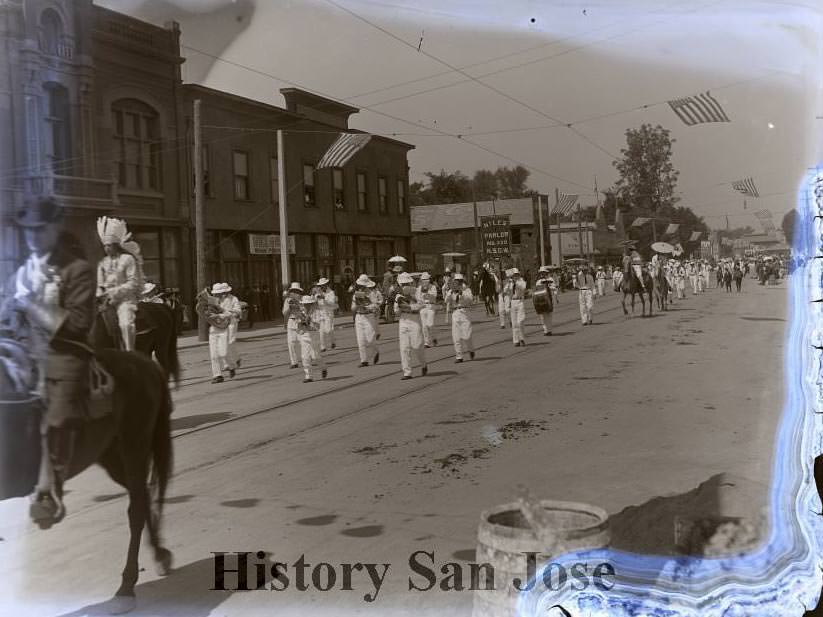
[0,396,42,501]
[472,500,609,617]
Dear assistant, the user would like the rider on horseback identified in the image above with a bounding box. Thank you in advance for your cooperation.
[622,243,646,292]
[0,197,95,525]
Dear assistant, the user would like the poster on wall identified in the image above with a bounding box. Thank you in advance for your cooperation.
[480,214,511,257]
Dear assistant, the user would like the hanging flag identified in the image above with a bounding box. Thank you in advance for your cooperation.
[316,133,372,169]
[667,91,730,126]
[731,177,760,198]
[664,223,680,235]
[556,192,579,215]
[631,217,651,228]
[688,231,703,242]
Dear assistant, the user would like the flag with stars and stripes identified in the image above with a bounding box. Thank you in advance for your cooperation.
[555,191,579,215]
[316,133,372,169]
[667,91,730,126]
[731,177,760,198]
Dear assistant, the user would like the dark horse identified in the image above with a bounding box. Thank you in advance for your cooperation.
[0,345,174,614]
[651,263,670,312]
[479,269,497,316]
[96,302,180,387]
[620,267,654,317]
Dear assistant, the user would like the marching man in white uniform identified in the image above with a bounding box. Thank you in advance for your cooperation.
[395,272,428,380]
[442,268,453,325]
[313,277,338,352]
[351,274,382,367]
[577,267,596,326]
[200,282,237,384]
[216,282,243,372]
[416,272,438,347]
[446,273,475,363]
[96,216,142,351]
[595,266,607,297]
[282,282,304,369]
[509,268,527,346]
[297,295,327,383]
[533,266,554,336]
[498,269,511,329]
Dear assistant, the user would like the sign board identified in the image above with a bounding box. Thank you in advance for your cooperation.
[248,234,296,255]
[480,214,511,258]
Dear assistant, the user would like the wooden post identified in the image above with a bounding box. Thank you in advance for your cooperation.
[193,99,207,342]
[536,194,545,266]
[555,188,564,264]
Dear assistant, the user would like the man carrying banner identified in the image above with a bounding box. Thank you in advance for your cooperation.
[509,268,527,346]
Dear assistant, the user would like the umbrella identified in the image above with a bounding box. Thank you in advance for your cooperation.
[564,258,588,264]
[618,239,637,246]
[651,242,675,254]
[388,255,407,264]
[441,252,466,257]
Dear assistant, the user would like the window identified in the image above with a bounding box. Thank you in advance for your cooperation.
[269,156,279,205]
[356,172,368,211]
[511,227,522,245]
[233,151,249,200]
[45,84,71,175]
[378,177,388,214]
[316,235,331,257]
[397,179,406,215]
[40,9,62,55]
[332,168,345,210]
[112,99,161,191]
[303,163,316,207]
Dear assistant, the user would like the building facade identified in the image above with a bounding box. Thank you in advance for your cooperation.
[1,0,413,318]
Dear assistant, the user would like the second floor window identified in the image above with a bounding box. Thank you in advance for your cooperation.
[397,179,406,215]
[303,163,316,207]
[356,172,367,211]
[233,151,249,200]
[378,177,388,214]
[112,99,161,191]
[332,168,345,209]
[45,84,71,175]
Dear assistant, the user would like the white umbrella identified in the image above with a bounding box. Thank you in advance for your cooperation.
[441,252,466,257]
[651,242,675,254]
[388,255,408,264]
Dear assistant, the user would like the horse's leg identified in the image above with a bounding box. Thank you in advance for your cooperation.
[621,292,629,316]
[146,465,173,575]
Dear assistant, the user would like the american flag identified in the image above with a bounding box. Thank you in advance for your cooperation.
[667,91,730,126]
[317,133,372,169]
[555,191,579,215]
[731,177,760,198]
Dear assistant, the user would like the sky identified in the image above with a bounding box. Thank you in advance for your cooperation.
[100,0,823,230]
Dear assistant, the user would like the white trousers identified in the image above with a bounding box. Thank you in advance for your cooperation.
[579,289,594,324]
[451,309,474,359]
[354,313,379,363]
[398,318,426,376]
[420,305,436,346]
[539,312,553,333]
[209,327,230,377]
[510,299,526,344]
[690,275,698,294]
[227,320,239,368]
[596,279,606,296]
[498,295,511,327]
[286,321,300,366]
[117,301,137,351]
[299,330,325,379]
[319,312,335,350]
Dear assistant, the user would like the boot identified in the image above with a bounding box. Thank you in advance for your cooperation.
[30,426,77,526]
[121,322,136,352]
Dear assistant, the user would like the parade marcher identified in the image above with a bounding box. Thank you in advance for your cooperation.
[96,216,142,351]
[442,268,453,324]
[676,261,687,299]
[595,265,606,297]
[577,266,596,326]
[141,282,165,304]
[417,272,438,347]
[733,263,744,292]
[200,282,239,384]
[688,261,699,295]
[509,268,527,346]
[498,269,511,329]
[0,197,95,525]
[313,277,338,352]
[282,282,304,369]
[533,266,554,336]
[215,282,242,372]
[612,266,623,292]
[622,244,645,292]
[352,274,382,367]
[395,273,428,380]
[296,295,327,383]
[446,273,475,363]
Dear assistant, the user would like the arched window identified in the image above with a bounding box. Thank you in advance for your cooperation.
[111,99,162,191]
[44,83,71,174]
[40,9,63,55]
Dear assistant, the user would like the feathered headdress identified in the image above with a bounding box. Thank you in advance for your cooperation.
[96,217,131,246]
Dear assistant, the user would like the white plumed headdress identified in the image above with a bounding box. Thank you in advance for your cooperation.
[96,216,131,246]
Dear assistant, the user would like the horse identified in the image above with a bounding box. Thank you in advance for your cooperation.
[479,269,497,316]
[651,263,670,312]
[620,267,654,317]
[95,302,180,387]
[0,343,174,614]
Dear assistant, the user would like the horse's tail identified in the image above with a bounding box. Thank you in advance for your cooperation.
[152,368,174,511]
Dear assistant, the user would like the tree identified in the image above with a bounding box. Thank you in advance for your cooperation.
[409,166,536,205]
[494,165,531,199]
[612,124,680,214]
[782,209,796,246]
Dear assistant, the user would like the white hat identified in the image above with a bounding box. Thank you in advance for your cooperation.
[453,273,465,281]
[143,282,157,296]
[397,273,414,284]
[597,265,603,269]
[539,265,550,273]
[510,268,521,276]
[212,282,232,294]
[300,295,316,305]
[420,272,431,280]
[288,282,304,293]
[316,277,330,286]
[355,274,375,287]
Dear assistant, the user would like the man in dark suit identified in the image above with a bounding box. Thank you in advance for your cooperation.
[1,196,95,525]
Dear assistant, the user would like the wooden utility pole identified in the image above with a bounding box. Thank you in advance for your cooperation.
[576,203,584,260]
[555,188,563,264]
[544,194,553,265]
[193,99,207,342]
[535,194,545,266]
[277,129,289,289]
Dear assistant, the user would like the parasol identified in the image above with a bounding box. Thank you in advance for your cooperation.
[388,255,408,264]
[441,252,466,257]
[651,242,675,254]
[564,258,588,264]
